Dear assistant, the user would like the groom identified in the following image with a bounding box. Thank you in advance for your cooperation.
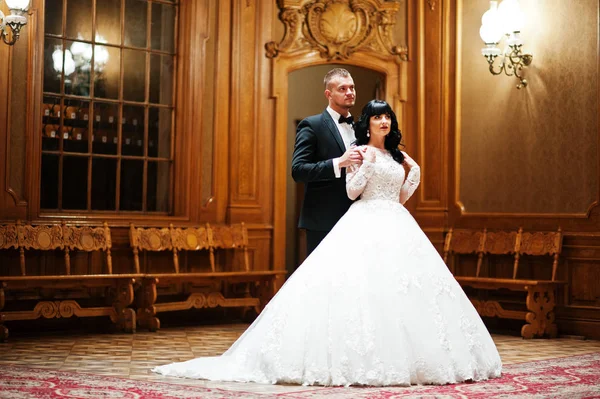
[291,68,363,258]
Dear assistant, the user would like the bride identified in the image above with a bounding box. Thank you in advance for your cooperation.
[153,100,502,386]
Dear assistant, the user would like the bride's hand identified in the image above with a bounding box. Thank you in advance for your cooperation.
[361,146,376,163]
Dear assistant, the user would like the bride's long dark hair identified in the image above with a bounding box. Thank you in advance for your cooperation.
[354,100,404,165]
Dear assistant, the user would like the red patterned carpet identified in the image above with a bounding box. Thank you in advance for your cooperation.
[1,352,599,399]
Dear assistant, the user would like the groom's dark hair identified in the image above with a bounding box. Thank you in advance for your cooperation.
[354,100,405,165]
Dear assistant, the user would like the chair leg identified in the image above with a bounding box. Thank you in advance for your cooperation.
[551,254,559,281]
[512,254,520,279]
[64,248,71,275]
[521,284,557,339]
[476,253,483,277]
[19,248,25,276]
[133,248,140,274]
[173,249,180,274]
[209,248,216,272]
[106,249,113,274]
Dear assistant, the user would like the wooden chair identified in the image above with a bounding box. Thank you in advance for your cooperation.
[0,223,20,273]
[483,228,520,278]
[18,223,64,276]
[130,222,284,332]
[169,223,211,273]
[445,227,565,339]
[443,228,486,276]
[0,222,136,341]
[209,222,250,272]
[518,228,562,281]
[62,222,113,275]
[129,224,173,274]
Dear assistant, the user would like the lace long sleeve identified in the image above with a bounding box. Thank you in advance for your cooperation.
[399,165,420,204]
[346,161,375,200]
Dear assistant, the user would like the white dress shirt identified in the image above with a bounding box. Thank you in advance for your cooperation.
[326,106,356,178]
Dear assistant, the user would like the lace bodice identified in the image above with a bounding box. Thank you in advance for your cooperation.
[346,147,421,204]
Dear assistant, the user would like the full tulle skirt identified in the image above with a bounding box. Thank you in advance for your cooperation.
[153,199,502,386]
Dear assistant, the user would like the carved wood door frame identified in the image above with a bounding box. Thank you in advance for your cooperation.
[270,53,407,270]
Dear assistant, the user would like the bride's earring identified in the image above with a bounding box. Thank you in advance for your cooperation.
[366,130,370,137]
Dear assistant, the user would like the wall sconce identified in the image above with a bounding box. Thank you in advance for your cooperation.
[0,0,30,46]
[479,0,532,89]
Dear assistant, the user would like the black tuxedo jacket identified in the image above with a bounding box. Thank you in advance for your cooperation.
[291,110,354,232]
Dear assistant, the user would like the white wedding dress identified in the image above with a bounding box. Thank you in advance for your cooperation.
[153,147,502,386]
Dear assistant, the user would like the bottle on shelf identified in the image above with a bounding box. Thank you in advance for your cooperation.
[43,124,58,139]
[108,110,118,145]
[65,105,78,122]
[72,127,85,141]
[61,125,71,141]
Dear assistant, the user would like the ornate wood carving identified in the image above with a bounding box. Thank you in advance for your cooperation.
[170,224,211,273]
[519,228,562,281]
[1,221,114,276]
[522,284,558,339]
[110,278,136,333]
[62,222,113,275]
[170,225,210,251]
[484,229,520,279]
[3,298,133,322]
[266,0,407,61]
[0,277,137,337]
[443,228,485,275]
[484,231,519,255]
[137,277,160,331]
[130,223,251,275]
[470,299,527,320]
[19,224,63,250]
[129,225,172,274]
[135,272,284,330]
[137,278,262,331]
[18,223,63,276]
[211,223,247,249]
[0,224,18,250]
[210,223,250,271]
[446,229,485,255]
[520,230,562,255]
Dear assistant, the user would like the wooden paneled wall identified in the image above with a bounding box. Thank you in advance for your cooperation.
[1,0,599,339]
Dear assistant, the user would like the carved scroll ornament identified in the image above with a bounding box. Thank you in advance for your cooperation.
[266,0,408,61]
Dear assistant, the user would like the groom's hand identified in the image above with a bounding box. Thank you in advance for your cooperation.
[339,146,363,168]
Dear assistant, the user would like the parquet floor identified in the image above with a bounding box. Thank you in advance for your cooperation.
[2,323,600,394]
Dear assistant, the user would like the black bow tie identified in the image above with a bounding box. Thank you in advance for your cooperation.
[338,115,354,125]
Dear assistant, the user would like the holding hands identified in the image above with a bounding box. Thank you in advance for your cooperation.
[339,145,364,168]
[360,145,376,163]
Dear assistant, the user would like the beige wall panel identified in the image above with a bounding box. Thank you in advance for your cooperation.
[459,0,598,214]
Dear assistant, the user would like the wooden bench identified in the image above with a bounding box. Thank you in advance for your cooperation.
[444,227,565,339]
[0,222,137,341]
[130,223,285,331]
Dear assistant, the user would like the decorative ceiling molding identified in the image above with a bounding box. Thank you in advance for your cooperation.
[265,0,408,61]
